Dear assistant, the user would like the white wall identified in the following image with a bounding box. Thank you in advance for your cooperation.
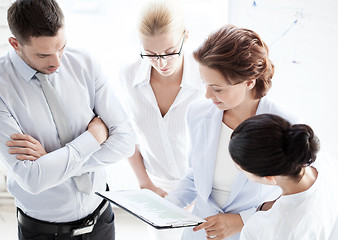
[0,0,11,55]
[228,0,338,159]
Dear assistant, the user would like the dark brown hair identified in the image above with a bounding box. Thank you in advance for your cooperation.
[194,25,274,99]
[7,0,64,44]
[229,114,320,179]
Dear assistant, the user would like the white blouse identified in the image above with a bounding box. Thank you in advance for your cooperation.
[240,152,338,240]
[211,122,239,208]
[119,53,204,181]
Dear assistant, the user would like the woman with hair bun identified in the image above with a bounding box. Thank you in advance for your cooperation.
[166,25,301,240]
[229,114,338,240]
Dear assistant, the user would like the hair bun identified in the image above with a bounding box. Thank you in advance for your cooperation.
[284,124,320,166]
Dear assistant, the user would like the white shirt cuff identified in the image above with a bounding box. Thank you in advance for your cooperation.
[68,131,101,159]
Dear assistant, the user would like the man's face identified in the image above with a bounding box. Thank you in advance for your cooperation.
[14,28,66,74]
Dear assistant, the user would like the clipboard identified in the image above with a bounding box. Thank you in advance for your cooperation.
[95,189,205,229]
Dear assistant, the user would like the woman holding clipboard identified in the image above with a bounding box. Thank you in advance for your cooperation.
[166,25,301,240]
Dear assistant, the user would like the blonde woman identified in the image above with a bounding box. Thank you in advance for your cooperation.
[119,0,204,239]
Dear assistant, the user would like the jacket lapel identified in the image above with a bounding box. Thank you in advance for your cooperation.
[221,99,269,210]
[199,105,250,211]
[200,108,223,201]
[222,172,248,210]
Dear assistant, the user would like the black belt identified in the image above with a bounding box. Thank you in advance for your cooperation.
[17,199,109,237]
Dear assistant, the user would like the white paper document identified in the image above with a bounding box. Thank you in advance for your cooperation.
[96,189,205,229]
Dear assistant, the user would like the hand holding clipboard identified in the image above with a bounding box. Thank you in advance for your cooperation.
[96,189,205,229]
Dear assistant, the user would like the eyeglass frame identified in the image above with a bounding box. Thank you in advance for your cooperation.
[140,32,185,61]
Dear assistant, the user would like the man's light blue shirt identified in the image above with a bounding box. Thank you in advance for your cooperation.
[0,48,135,222]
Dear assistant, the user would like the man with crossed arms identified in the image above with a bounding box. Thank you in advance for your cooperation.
[0,0,135,239]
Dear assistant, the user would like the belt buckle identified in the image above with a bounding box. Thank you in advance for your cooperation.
[71,219,95,237]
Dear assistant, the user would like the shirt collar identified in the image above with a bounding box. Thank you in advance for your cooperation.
[9,49,36,82]
[180,53,203,90]
[132,59,152,87]
[9,49,60,82]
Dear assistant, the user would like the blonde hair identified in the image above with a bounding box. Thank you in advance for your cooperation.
[137,0,185,37]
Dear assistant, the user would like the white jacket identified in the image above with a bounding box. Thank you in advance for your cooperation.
[167,97,301,240]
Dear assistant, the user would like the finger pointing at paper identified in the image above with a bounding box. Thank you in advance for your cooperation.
[193,213,243,240]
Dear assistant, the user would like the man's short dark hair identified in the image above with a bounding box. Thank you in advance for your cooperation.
[7,0,64,44]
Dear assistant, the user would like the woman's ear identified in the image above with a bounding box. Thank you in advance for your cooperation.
[246,79,256,90]
[263,176,277,185]
[184,29,189,41]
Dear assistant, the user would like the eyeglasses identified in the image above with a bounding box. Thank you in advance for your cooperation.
[140,33,185,61]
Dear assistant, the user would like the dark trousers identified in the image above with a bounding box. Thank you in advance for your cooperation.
[18,205,115,240]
